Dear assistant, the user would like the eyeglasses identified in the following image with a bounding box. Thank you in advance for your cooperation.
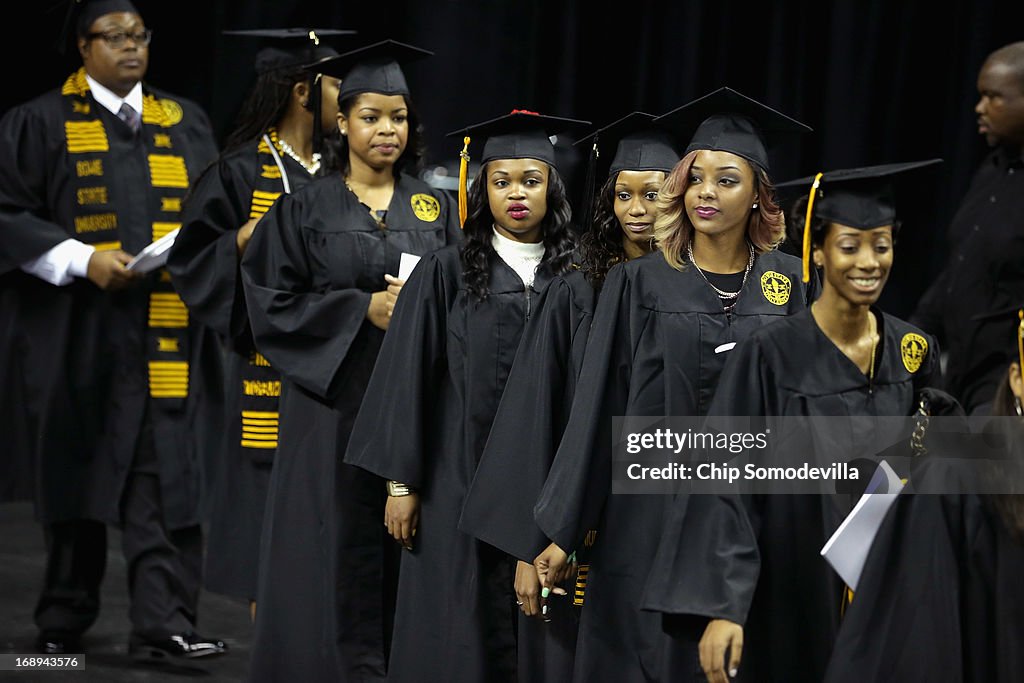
[87,29,153,49]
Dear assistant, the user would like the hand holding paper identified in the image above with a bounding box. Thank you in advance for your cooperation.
[398,252,421,281]
[126,227,180,274]
[382,253,423,318]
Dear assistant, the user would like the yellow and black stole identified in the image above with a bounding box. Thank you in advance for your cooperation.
[236,129,293,456]
[573,529,598,607]
[61,67,192,410]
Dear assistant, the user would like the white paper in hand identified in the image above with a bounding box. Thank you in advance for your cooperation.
[820,459,905,591]
[398,252,422,281]
[126,227,180,274]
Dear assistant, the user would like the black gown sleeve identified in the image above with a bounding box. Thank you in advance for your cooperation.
[168,157,250,342]
[460,277,590,561]
[344,251,456,487]
[534,265,640,553]
[0,105,74,273]
[239,194,373,399]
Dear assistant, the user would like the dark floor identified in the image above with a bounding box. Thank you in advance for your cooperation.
[0,502,252,682]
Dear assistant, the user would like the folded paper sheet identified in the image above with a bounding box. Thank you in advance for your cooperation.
[821,459,905,590]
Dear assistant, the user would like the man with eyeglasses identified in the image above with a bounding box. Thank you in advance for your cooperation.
[0,0,225,662]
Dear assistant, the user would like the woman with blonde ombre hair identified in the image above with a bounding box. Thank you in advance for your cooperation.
[653,146,785,273]
[532,88,817,683]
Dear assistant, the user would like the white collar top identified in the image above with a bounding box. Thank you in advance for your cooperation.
[491,227,545,288]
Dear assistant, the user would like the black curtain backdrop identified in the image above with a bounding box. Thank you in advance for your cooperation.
[8,0,1023,318]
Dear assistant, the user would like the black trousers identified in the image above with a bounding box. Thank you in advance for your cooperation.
[34,418,203,639]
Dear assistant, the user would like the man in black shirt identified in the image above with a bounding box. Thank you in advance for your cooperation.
[912,41,1024,414]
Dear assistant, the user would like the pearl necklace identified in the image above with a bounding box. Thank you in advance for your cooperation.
[278,137,320,175]
[688,241,755,306]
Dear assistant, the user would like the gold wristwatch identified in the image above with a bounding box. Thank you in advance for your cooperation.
[386,480,413,497]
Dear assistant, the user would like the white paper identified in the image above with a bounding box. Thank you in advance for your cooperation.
[126,227,179,274]
[820,459,904,591]
[398,252,422,281]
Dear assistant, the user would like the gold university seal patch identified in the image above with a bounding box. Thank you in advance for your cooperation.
[159,99,184,126]
[411,193,440,222]
[760,271,792,305]
[900,333,928,374]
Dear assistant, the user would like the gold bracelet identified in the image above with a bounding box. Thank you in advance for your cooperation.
[386,480,413,497]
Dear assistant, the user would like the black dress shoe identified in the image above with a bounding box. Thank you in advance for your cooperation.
[35,632,80,655]
[129,631,228,660]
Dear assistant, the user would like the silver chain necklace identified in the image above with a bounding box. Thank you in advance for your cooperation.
[278,137,321,175]
[688,241,755,304]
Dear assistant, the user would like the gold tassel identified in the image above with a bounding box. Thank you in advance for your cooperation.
[458,136,471,229]
[1017,309,1024,387]
[802,172,825,284]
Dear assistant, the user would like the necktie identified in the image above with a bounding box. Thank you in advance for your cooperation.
[118,102,141,135]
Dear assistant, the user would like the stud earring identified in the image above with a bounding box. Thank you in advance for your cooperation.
[752,202,759,209]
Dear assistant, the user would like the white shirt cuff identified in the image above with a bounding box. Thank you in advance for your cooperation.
[20,239,96,286]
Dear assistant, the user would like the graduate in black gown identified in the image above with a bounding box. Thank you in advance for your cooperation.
[531,88,815,683]
[239,40,461,682]
[457,112,679,679]
[167,27,351,611]
[0,0,224,658]
[345,110,587,682]
[825,318,1024,682]
[656,161,944,682]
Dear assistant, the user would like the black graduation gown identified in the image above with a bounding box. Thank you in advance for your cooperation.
[680,307,939,682]
[241,173,460,682]
[461,268,597,561]
[459,268,596,682]
[533,249,816,682]
[168,143,315,599]
[0,84,218,528]
[0,271,33,504]
[345,244,559,683]
[824,456,1024,683]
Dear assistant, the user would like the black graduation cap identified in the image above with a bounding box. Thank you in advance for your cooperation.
[779,159,943,229]
[446,110,591,227]
[576,111,680,176]
[654,87,810,171]
[448,109,591,168]
[222,28,356,75]
[573,112,681,233]
[778,159,943,282]
[305,39,433,102]
[54,0,139,53]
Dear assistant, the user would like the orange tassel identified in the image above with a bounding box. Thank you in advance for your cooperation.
[802,172,825,284]
[458,136,471,229]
